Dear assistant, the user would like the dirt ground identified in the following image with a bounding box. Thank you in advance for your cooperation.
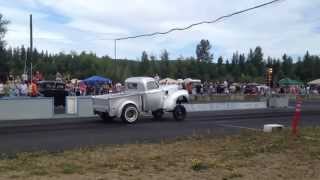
[0,128,319,180]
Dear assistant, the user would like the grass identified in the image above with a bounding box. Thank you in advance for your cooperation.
[0,127,320,180]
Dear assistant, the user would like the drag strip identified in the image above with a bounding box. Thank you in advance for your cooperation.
[0,109,319,154]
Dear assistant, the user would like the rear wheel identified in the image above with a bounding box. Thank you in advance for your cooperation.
[121,104,139,124]
[173,105,186,121]
[152,110,164,121]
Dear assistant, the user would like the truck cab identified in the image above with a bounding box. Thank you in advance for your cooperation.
[125,77,164,112]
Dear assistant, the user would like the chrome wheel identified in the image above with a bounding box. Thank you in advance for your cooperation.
[122,105,139,123]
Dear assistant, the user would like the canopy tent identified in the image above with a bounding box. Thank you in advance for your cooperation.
[247,83,259,86]
[184,78,201,84]
[159,78,178,85]
[278,78,302,86]
[71,78,79,84]
[83,76,112,86]
[177,79,184,84]
[308,79,320,85]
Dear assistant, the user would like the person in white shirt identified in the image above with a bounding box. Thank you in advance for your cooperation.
[20,81,28,96]
[0,82,4,98]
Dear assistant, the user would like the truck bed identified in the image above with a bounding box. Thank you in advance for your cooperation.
[92,92,143,116]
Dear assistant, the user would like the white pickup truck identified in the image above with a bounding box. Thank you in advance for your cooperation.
[92,77,189,123]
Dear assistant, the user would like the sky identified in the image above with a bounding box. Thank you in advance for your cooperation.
[0,0,320,61]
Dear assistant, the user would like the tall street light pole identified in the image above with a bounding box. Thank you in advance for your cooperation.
[29,14,33,81]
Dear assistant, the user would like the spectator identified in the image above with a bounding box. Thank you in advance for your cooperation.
[56,72,63,81]
[196,84,201,94]
[30,81,38,97]
[0,81,4,98]
[154,74,160,82]
[8,81,15,97]
[33,71,43,82]
[14,81,20,96]
[75,84,81,96]
[3,82,10,97]
[306,86,310,95]
[209,83,214,94]
[79,82,87,96]
[20,81,28,96]
[186,83,192,94]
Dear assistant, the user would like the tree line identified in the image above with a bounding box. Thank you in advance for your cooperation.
[0,14,320,84]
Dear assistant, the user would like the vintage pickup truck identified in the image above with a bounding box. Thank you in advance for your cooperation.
[92,77,189,123]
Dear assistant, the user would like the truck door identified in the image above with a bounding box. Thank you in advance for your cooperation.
[144,81,163,111]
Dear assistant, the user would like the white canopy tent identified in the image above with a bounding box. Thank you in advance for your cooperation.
[184,78,201,84]
[177,79,184,84]
[159,78,178,85]
[308,79,320,85]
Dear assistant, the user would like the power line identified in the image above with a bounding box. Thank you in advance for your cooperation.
[115,0,284,41]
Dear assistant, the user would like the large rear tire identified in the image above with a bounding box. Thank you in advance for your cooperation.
[173,105,186,121]
[121,104,139,124]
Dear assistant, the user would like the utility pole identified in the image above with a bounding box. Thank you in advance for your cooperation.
[29,14,33,81]
[114,39,117,61]
[30,63,33,81]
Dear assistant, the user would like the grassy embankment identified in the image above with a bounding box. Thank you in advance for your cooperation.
[0,128,319,180]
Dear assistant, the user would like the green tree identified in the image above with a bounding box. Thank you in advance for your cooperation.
[196,39,213,62]
[160,49,170,78]
[239,54,246,73]
[0,14,9,48]
[281,54,294,78]
[217,56,226,78]
[0,14,9,80]
[140,51,150,76]
[252,46,264,76]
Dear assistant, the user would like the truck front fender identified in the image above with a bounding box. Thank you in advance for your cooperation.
[163,90,189,111]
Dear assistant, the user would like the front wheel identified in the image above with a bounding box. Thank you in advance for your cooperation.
[121,104,139,124]
[173,105,187,121]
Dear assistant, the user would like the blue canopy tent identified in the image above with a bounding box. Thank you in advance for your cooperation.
[83,76,112,86]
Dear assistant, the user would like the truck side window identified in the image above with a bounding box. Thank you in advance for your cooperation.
[127,83,138,90]
[147,81,159,90]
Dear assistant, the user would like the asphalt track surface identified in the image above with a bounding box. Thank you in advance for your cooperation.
[0,101,319,154]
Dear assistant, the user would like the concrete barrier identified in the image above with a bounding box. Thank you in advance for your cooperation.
[0,96,268,120]
[0,97,54,120]
[185,101,267,112]
[190,94,262,102]
[268,97,289,108]
[77,96,95,117]
[66,96,94,117]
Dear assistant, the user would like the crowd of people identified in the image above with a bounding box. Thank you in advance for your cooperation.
[0,72,42,98]
[64,81,123,96]
[182,81,316,96]
[0,72,319,98]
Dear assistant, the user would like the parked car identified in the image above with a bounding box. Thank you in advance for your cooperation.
[92,77,189,123]
[38,81,68,106]
[216,84,225,94]
[244,84,259,95]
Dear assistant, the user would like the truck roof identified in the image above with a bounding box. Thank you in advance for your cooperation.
[125,77,155,84]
